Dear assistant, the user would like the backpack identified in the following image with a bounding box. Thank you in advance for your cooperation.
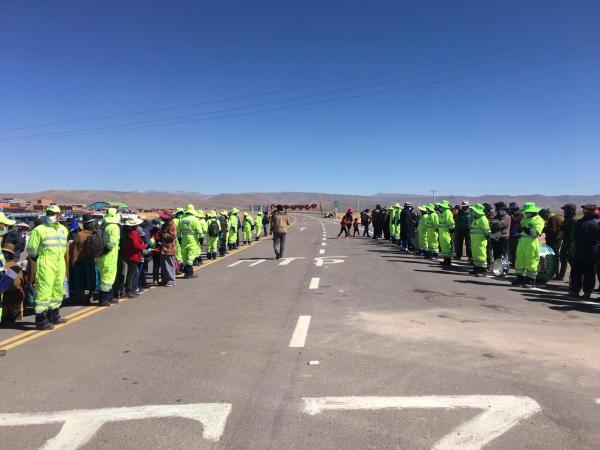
[82,229,104,259]
[208,220,220,237]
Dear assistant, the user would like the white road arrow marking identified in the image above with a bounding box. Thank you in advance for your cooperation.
[303,395,540,450]
[0,403,232,450]
[314,256,347,267]
[278,257,307,266]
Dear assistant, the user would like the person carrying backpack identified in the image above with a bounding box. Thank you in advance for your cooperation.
[68,217,100,303]
[206,211,220,260]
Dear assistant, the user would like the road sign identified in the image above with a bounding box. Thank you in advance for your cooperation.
[332,201,341,208]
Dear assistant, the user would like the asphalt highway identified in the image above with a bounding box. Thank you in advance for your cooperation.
[1,215,600,449]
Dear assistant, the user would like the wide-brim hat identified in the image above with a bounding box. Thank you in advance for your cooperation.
[437,200,450,209]
[521,202,541,214]
[124,217,143,227]
[184,206,197,216]
[159,211,173,220]
[1,242,16,255]
[561,203,577,212]
[460,201,470,207]
[425,204,435,212]
[0,212,16,226]
[15,222,30,229]
[418,205,427,212]
[470,203,485,215]
[494,201,508,210]
[208,211,217,218]
[582,204,599,211]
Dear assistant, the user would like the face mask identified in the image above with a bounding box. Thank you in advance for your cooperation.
[0,226,7,236]
[498,210,507,216]
[46,215,58,224]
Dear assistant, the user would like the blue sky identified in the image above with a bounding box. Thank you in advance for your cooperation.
[1,1,598,196]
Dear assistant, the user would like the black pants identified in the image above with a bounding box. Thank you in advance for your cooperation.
[125,261,140,295]
[569,257,597,294]
[493,237,508,259]
[273,232,286,257]
[337,226,349,238]
[559,241,571,279]
[509,236,519,266]
[547,239,562,279]
[363,224,370,237]
[373,223,382,238]
[454,229,471,259]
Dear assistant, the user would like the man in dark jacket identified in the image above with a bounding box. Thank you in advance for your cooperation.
[382,208,391,240]
[540,208,564,280]
[558,203,577,280]
[508,202,522,267]
[360,209,371,237]
[454,201,472,260]
[371,205,383,239]
[399,203,416,252]
[2,223,28,260]
[490,202,511,263]
[569,204,600,298]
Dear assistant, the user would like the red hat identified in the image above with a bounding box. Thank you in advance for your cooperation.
[159,210,173,220]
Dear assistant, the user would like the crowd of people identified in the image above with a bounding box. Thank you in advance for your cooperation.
[0,204,289,330]
[340,201,600,297]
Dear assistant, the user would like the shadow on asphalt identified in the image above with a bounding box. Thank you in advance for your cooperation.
[367,238,600,315]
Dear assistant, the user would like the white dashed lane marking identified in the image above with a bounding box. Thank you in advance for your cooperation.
[319,249,325,255]
[309,278,320,290]
[288,315,311,348]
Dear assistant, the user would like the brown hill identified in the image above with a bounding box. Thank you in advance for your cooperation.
[2,190,599,211]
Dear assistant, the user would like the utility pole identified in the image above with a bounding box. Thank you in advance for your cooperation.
[430,189,437,204]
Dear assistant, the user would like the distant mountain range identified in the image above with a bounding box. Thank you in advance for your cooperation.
[2,190,599,211]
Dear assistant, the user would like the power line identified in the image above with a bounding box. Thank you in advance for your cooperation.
[0,45,560,132]
[3,48,589,141]
[2,51,597,142]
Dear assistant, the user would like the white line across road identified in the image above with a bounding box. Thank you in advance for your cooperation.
[288,315,311,348]
[303,395,541,450]
[319,249,325,254]
[309,278,320,289]
[321,243,326,246]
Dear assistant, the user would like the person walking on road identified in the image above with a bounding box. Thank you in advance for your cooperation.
[228,208,240,250]
[360,209,371,237]
[179,205,202,279]
[454,201,472,261]
[511,202,545,288]
[337,209,353,238]
[371,205,383,239]
[26,205,69,329]
[569,204,600,298]
[271,205,291,259]
[469,203,491,277]
[262,211,270,237]
[204,211,220,260]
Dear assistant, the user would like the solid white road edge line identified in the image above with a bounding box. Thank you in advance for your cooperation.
[289,315,311,348]
[309,278,320,289]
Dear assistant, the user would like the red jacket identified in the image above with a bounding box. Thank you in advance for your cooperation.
[122,229,147,263]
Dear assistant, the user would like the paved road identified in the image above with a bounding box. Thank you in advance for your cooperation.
[1,215,600,449]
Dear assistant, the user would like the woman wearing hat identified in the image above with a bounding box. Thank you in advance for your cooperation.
[122,216,147,298]
[0,212,23,297]
[511,202,545,287]
[424,204,439,259]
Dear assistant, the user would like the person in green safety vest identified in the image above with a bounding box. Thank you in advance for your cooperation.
[254,211,263,241]
[424,204,439,259]
[416,206,429,255]
[469,203,491,276]
[26,205,69,329]
[511,202,545,288]
[242,212,254,245]
[437,200,455,267]
[97,207,121,306]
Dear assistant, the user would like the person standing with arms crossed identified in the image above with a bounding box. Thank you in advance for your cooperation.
[271,205,291,259]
